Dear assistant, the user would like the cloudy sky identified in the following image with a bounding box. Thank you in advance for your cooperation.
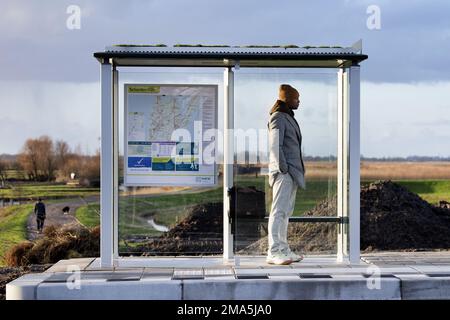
[0,0,449,157]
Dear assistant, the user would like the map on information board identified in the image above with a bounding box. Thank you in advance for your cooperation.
[124,84,218,186]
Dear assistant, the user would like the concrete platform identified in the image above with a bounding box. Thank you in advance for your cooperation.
[6,252,450,300]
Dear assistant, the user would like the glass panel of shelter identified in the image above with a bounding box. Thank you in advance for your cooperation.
[116,67,225,257]
[233,68,339,257]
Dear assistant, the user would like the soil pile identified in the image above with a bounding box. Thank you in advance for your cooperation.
[360,180,450,251]
[244,180,450,254]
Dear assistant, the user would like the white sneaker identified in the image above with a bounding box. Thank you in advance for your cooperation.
[287,251,304,262]
[266,253,293,265]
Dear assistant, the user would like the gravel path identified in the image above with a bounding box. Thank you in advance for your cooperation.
[26,196,99,241]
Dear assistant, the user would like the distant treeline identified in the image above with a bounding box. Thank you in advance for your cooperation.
[301,155,450,162]
[1,141,449,185]
[306,155,450,162]
[360,155,450,162]
[231,152,450,163]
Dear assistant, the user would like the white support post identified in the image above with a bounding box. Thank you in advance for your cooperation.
[343,69,349,259]
[100,60,114,268]
[348,65,361,264]
[112,68,119,261]
[337,68,350,263]
[337,68,346,263]
[223,67,234,262]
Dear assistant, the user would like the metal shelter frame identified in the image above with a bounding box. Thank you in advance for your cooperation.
[94,42,368,268]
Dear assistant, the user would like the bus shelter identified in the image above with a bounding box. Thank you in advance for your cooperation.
[93,42,368,268]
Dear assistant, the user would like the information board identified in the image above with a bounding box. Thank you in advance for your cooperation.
[124,84,218,186]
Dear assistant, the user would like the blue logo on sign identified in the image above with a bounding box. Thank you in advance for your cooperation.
[128,157,151,168]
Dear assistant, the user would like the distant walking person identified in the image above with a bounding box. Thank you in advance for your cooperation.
[267,84,306,265]
[34,198,46,234]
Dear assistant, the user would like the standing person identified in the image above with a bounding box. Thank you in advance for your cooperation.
[266,84,306,265]
[34,198,46,234]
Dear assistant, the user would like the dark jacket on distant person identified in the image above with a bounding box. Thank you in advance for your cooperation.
[34,201,46,219]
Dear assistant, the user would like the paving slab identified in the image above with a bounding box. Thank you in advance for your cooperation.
[142,268,174,278]
[45,258,95,273]
[106,271,143,282]
[173,269,204,280]
[409,265,450,273]
[203,268,234,276]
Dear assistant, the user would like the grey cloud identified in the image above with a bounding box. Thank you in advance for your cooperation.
[0,0,449,82]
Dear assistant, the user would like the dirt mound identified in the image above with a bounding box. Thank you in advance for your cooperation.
[244,180,450,254]
[360,180,450,251]
[5,225,100,267]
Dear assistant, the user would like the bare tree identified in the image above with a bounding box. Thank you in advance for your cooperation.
[55,140,70,166]
[0,159,8,185]
[10,158,25,180]
[18,138,41,180]
[55,139,71,179]
[79,150,100,187]
[39,136,56,181]
[18,136,57,181]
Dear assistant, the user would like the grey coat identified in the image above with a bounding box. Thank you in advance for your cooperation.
[268,111,306,189]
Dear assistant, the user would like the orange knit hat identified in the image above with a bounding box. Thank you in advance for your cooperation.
[278,84,299,107]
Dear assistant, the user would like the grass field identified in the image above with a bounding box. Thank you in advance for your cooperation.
[236,175,337,214]
[0,183,99,200]
[0,204,32,266]
[389,180,450,204]
[4,169,27,180]
[74,204,101,228]
[360,161,450,180]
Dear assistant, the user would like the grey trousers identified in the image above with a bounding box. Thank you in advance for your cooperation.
[268,172,298,256]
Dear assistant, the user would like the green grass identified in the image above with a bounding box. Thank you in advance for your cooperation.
[0,183,99,200]
[393,180,450,205]
[235,175,337,215]
[75,204,100,228]
[4,170,27,180]
[116,188,223,254]
[0,204,33,266]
